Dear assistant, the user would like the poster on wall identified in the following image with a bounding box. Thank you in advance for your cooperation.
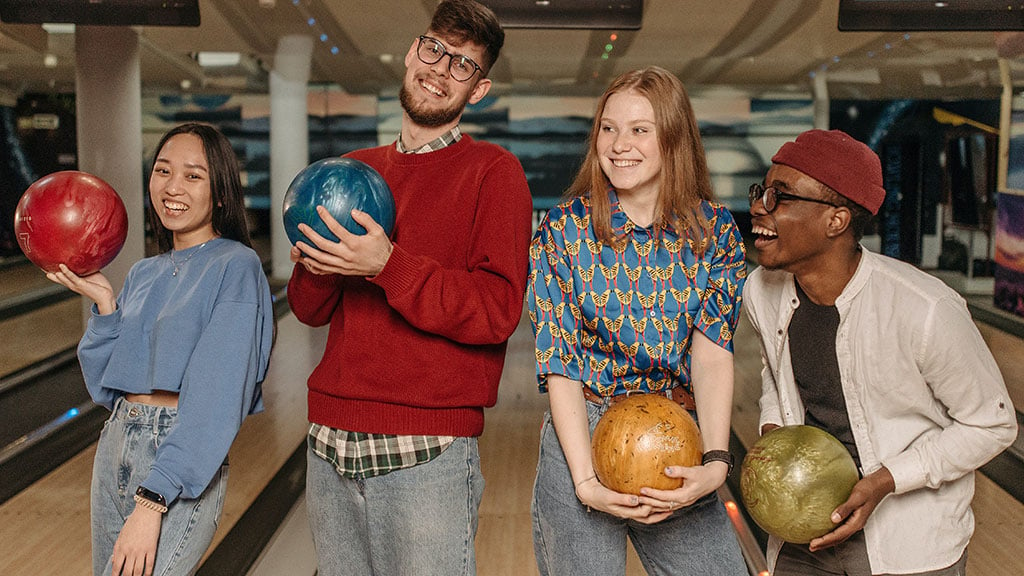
[995,60,1024,317]
[1002,91,1024,193]
[994,192,1024,317]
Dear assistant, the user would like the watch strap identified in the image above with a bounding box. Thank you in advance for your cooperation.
[702,449,735,474]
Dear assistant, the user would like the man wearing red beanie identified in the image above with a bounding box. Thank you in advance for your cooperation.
[743,129,1017,575]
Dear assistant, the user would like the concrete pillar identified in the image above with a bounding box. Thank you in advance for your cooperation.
[74,26,143,323]
[269,34,313,281]
[812,71,829,129]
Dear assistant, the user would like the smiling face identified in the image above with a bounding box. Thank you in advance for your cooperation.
[596,90,662,204]
[149,132,216,250]
[749,164,839,273]
[399,31,491,130]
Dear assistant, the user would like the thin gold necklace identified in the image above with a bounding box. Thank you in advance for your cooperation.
[168,241,209,277]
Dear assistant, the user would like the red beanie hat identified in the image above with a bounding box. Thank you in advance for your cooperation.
[771,129,886,215]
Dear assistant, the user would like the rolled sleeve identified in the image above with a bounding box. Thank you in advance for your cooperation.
[694,207,747,352]
[528,210,583,391]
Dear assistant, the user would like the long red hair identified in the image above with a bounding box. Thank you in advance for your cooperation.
[566,66,713,252]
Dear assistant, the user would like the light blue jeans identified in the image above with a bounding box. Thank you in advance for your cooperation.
[305,436,485,576]
[532,401,748,576]
[92,397,228,576]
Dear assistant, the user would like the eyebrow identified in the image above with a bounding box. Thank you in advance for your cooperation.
[426,32,481,63]
[599,117,656,126]
[154,158,209,172]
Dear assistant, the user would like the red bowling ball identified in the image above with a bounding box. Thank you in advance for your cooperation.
[13,170,129,276]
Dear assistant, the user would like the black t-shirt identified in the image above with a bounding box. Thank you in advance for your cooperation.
[788,281,861,468]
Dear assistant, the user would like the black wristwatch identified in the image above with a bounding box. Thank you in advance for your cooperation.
[702,450,735,474]
[135,486,167,507]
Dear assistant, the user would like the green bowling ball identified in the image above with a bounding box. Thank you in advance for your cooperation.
[740,425,859,544]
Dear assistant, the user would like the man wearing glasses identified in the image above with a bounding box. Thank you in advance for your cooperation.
[287,1,532,574]
[743,129,1016,575]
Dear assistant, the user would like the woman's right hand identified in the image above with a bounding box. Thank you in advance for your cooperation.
[46,264,116,315]
[575,476,674,524]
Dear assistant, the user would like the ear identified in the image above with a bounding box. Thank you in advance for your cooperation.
[824,206,853,239]
[467,77,492,105]
[404,37,419,68]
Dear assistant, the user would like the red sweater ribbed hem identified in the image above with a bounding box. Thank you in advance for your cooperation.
[307,389,485,436]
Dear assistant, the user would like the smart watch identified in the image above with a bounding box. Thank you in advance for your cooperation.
[134,486,169,514]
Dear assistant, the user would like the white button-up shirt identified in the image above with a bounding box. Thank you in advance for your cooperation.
[744,247,1017,574]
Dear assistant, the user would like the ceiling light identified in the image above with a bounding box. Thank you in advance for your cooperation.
[197,52,242,67]
[43,54,58,68]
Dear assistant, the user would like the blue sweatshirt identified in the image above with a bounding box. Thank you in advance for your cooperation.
[78,237,274,504]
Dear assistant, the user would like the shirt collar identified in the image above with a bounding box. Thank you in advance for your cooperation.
[608,186,635,235]
[396,125,462,154]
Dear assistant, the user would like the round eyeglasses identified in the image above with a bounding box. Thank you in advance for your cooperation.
[748,183,840,213]
[416,35,483,83]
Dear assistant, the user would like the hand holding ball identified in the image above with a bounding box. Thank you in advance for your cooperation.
[14,171,128,276]
[740,425,859,544]
[590,394,703,495]
[282,158,396,246]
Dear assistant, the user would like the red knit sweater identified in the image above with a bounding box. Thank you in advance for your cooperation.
[288,135,533,437]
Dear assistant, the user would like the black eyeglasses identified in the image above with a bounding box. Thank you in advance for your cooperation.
[416,35,483,83]
[748,183,840,213]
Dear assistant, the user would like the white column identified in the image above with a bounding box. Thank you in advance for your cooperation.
[269,34,313,281]
[74,26,143,322]
[812,71,829,129]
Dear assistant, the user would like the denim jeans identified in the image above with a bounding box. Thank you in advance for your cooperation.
[92,397,228,576]
[776,532,968,576]
[532,400,748,576]
[305,436,485,576]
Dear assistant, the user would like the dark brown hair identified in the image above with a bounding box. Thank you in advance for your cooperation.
[147,123,252,253]
[429,0,505,75]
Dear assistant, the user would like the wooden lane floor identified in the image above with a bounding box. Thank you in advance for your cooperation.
[0,312,328,575]
[477,310,652,575]
[0,297,82,377]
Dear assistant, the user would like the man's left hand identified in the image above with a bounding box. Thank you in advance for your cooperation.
[809,466,895,551]
[294,206,393,277]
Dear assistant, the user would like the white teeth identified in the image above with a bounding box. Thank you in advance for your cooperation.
[421,80,444,97]
[164,200,188,212]
[752,225,777,238]
[612,159,639,167]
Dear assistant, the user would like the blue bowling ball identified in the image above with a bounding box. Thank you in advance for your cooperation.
[282,157,396,246]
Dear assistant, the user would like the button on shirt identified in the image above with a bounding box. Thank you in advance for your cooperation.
[528,190,746,397]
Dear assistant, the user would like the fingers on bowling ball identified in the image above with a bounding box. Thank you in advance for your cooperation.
[282,158,396,246]
[14,171,129,276]
[739,425,859,544]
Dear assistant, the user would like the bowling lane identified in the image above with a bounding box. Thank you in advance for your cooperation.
[0,296,82,377]
[0,258,82,378]
[0,258,54,300]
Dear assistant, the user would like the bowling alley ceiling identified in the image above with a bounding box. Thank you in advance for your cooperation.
[0,0,1017,105]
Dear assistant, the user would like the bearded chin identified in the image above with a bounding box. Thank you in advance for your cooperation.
[399,84,464,128]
